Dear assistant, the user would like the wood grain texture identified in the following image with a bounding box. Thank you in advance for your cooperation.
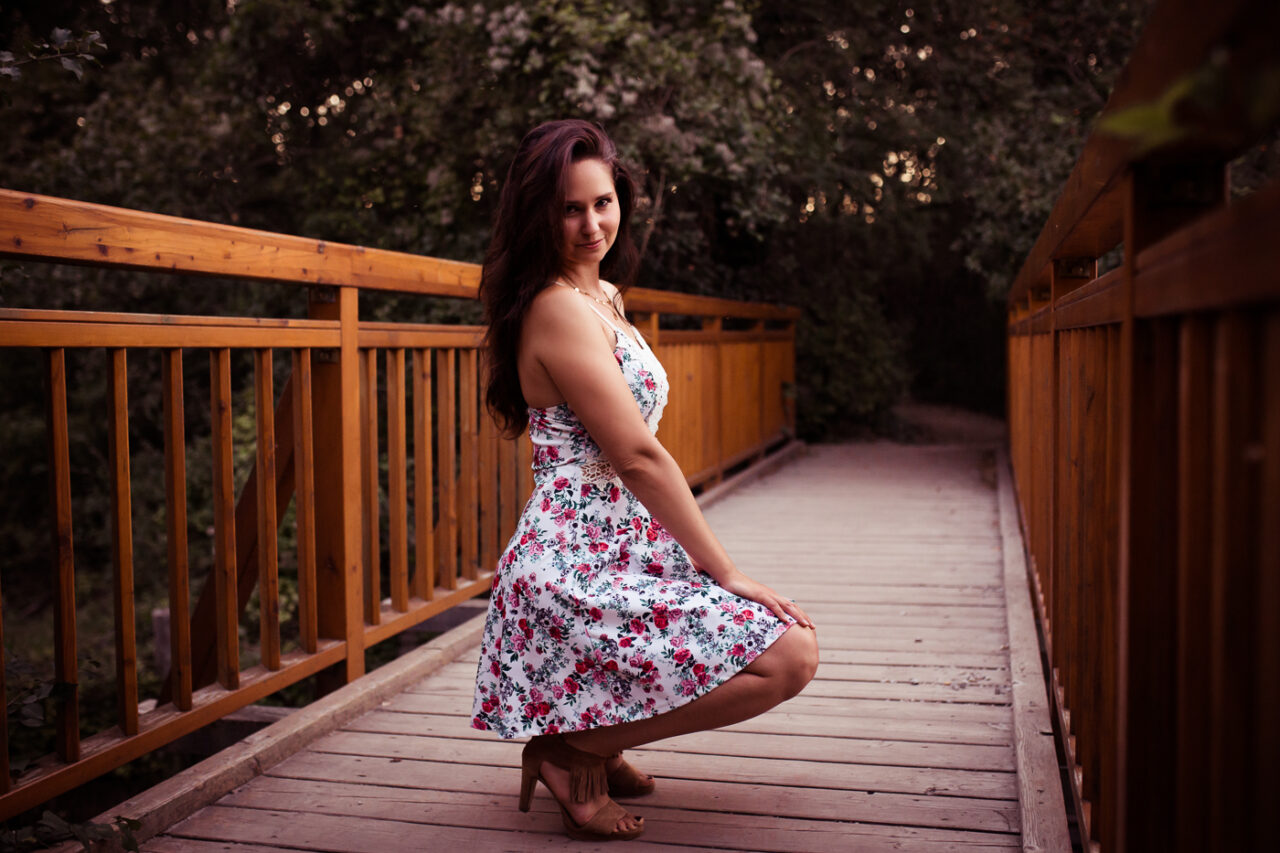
[107,349,139,736]
[1006,0,1254,305]
[458,349,478,581]
[210,349,239,690]
[411,349,434,600]
[292,350,318,654]
[0,565,6,792]
[45,349,80,763]
[997,450,1071,852]
[0,189,798,320]
[163,350,193,711]
[359,349,380,626]
[435,349,458,589]
[254,349,281,671]
[2,191,803,819]
[144,444,1061,850]
[386,349,409,612]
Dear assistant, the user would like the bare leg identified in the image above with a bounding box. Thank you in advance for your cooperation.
[569,622,818,755]
[536,624,819,830]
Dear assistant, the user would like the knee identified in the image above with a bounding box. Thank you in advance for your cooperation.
[779,626,819,699]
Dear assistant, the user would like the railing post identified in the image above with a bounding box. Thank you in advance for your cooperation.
[1114,158,1225,852]
[309,286,365,685]
[1050,256,1095,839]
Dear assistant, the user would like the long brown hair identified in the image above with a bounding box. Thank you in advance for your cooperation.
[480,119,639,436]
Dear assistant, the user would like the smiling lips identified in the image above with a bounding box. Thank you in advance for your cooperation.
[578,237,604,250]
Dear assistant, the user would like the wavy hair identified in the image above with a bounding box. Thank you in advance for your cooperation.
[480,119,639,436]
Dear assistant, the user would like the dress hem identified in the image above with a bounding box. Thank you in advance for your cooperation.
[472,619,797,741]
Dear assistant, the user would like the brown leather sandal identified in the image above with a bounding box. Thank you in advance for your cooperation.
[519,734,645,841]
[607,752,656,797]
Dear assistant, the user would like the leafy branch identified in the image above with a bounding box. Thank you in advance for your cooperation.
[0,29,108,82]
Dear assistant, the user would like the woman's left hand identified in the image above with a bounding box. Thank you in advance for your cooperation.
[717,570,816,630]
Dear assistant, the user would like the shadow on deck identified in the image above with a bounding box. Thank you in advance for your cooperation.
[87,426,1067,852]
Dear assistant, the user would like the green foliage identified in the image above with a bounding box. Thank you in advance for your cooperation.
[1100,44,1280,156]
[0,0,1156,812]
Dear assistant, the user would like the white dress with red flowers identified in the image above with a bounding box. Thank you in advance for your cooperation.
[470,303,793,739]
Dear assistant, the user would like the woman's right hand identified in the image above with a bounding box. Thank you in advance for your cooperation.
[716,569,816,630]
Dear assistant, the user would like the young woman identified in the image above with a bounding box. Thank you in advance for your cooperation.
[471,119,818,842]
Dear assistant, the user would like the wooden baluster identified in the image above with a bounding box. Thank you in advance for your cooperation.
[210,348,239,689]
[412,349,435,600]
[436,349,458,589]
[255,349,280,670]
[1115,159,1224,851]
[386,348,409,612]
[309,286,364,685]
[1079,326,1108,829]
[360,349,380,625]
[170,368,299,700]
[631,311,658,347]
[0,569,7,792]
[459,349,478,581]
[107,348,139,735]
[1050,260,1092,826]
[45,349,80,762]
[1207,312,1259,852]
[479,353,498,576]
[1174,316,1212,851]
[1257,313,1280,848]
[162,349,192,710]
[293,349,318,653]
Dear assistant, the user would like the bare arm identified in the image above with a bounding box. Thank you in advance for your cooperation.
[526,289,814,628]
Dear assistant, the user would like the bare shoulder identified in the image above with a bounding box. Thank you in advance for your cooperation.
[600,279,626,314]
[525,284,611,349]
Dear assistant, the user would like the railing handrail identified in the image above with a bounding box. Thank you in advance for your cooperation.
[0,187,797,819]
[0,188,798,321]
[1007,0,1269,306]
[1004,1,1279,850]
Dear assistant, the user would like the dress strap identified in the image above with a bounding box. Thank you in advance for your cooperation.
[553,281,642,349]
[581,300,627,336]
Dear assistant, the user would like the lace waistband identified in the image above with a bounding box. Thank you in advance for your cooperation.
[533,455,619,486]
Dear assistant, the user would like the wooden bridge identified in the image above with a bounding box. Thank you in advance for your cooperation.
[3,0,1278,850]
[110,437,1058,853]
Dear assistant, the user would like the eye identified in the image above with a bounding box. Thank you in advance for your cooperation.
[596,197,613,208]
[564,203,581,214]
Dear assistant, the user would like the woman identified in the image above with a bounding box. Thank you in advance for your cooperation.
[471,119,818,842]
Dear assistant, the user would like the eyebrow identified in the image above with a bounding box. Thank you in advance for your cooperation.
[565,192,615,205]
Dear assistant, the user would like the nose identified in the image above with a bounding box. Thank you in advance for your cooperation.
[582,208,600,235]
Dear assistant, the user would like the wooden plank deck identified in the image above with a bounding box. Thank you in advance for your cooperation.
[145,442,1053,852]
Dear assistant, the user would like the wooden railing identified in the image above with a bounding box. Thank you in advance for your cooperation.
[0,190,796,817]
[1005,1,1278,850]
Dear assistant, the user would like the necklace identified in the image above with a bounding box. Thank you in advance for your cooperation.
[554,280,622,317]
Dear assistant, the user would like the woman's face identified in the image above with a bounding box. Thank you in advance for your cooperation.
[559,157,619,274]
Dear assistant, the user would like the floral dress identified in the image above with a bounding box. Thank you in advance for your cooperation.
[471,302,793,739]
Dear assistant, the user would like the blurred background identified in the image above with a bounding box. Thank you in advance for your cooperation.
[3,0,1204,434]
[5,0,1279,828]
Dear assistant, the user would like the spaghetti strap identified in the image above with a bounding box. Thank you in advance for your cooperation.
[554,280,645,350]
[582,300,626,336]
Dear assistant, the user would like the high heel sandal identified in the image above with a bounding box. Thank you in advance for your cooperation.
[519,734,645,841]
[607,751,656,798]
